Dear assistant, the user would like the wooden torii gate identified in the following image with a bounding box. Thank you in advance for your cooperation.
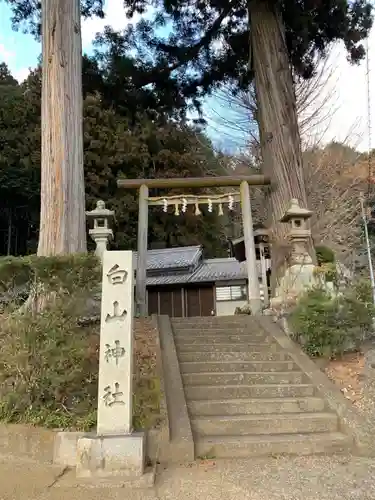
[117,175,271,317]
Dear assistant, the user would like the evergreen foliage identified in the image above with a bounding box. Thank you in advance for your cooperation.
[2,0,372,258]
[0,58,228,256]
[289,282,374,358]
[7,1,373,99]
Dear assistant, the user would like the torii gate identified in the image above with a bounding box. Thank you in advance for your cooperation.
[117,175,271,317]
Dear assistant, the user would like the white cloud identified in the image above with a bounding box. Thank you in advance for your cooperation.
[1,0,148,82]
[81,0,146,49]
[0,40,29,82]
[205,26,375,154]
[205,31,375,153]
[0,42,15,63]
[13,67,31,83]
[304,26,375,152]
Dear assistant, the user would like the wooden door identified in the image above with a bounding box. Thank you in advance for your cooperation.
[171,289,183,317]
[147,289,159,316]
[185,286,214,317]
[186,288,200,317]
[200,286,214,316]
[148,287,184,317]
[159,289,173,316]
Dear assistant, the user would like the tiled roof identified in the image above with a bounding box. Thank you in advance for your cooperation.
[189,258,248,282]
[145,256,270,286]
[134,245,202,271]
[146,272,197,286]
[133,246,269,286]
[145,258,247,286]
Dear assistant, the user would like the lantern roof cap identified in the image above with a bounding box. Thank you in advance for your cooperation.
[280,198,312,222]
[86,200,114,219]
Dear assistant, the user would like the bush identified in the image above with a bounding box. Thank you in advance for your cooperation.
[314,262,338,284]
[289,282,374,358]
[315,245,335,266]
[0,253,101,312]
[0,254,161,431]
[235,304,251,315]
[0,299,99,430]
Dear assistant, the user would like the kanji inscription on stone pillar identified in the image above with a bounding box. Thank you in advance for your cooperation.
[97,251,134,435]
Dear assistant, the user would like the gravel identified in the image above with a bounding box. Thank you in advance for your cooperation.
[2,452,375,499]
[155,455,375,500]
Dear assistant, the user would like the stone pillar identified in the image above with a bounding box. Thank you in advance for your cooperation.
[75,250,145,480]
[136,184,149,318]
[97,251,134,435]
[86,201,114,261]
[240,181,262,314]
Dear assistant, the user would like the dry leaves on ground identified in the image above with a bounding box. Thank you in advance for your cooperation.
[325,353,364,403]
[324,352,375,417]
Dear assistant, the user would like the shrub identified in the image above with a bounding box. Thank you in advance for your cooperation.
[0,254,161,431]
[315,245,335,266]
[0,299,99,430]
[314,262,338,284]
[289,282,374,358]
[235,304,251,315]
[0,253,101,312]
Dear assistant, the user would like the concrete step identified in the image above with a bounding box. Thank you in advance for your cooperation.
[192,412,338,436]
[188,397,326,416]
[174,335,271,345]
[180,360,297,374]
[172,316,251,323]
[178,351,290,363]
[176,343,277,353]
[195,432,352,458]
[182,371,306,386]
[172,322,257,330]
[173,327,261,334]
[185,383,315,400]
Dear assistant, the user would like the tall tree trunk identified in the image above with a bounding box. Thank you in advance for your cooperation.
[38,0,87,256]
[7,207,12,255]
[248,0,315,290]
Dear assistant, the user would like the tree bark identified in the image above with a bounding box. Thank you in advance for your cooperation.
[248,0,315,289]
[38,0,87,256]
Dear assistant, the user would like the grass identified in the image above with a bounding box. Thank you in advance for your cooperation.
[0,298,162,432]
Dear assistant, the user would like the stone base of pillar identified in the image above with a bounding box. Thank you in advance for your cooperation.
[249,297,262,315]
[53,430,155,488]
[76,432,145,479]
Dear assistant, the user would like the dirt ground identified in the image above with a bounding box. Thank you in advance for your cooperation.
[324,352,375,416]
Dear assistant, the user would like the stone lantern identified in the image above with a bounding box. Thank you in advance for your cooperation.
[86,200,115,260]
[254,227,270,306]
[280,198,313,265]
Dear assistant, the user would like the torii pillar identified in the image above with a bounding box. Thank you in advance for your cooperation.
[240,181,262,314]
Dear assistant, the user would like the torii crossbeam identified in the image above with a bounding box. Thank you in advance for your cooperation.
[117,175,271,317]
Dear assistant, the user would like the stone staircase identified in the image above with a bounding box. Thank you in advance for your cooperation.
[170,315,352,459]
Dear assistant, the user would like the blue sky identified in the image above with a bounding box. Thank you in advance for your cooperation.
[0,2,40,82]
[0,0,234,150]
[0,0,374,153]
